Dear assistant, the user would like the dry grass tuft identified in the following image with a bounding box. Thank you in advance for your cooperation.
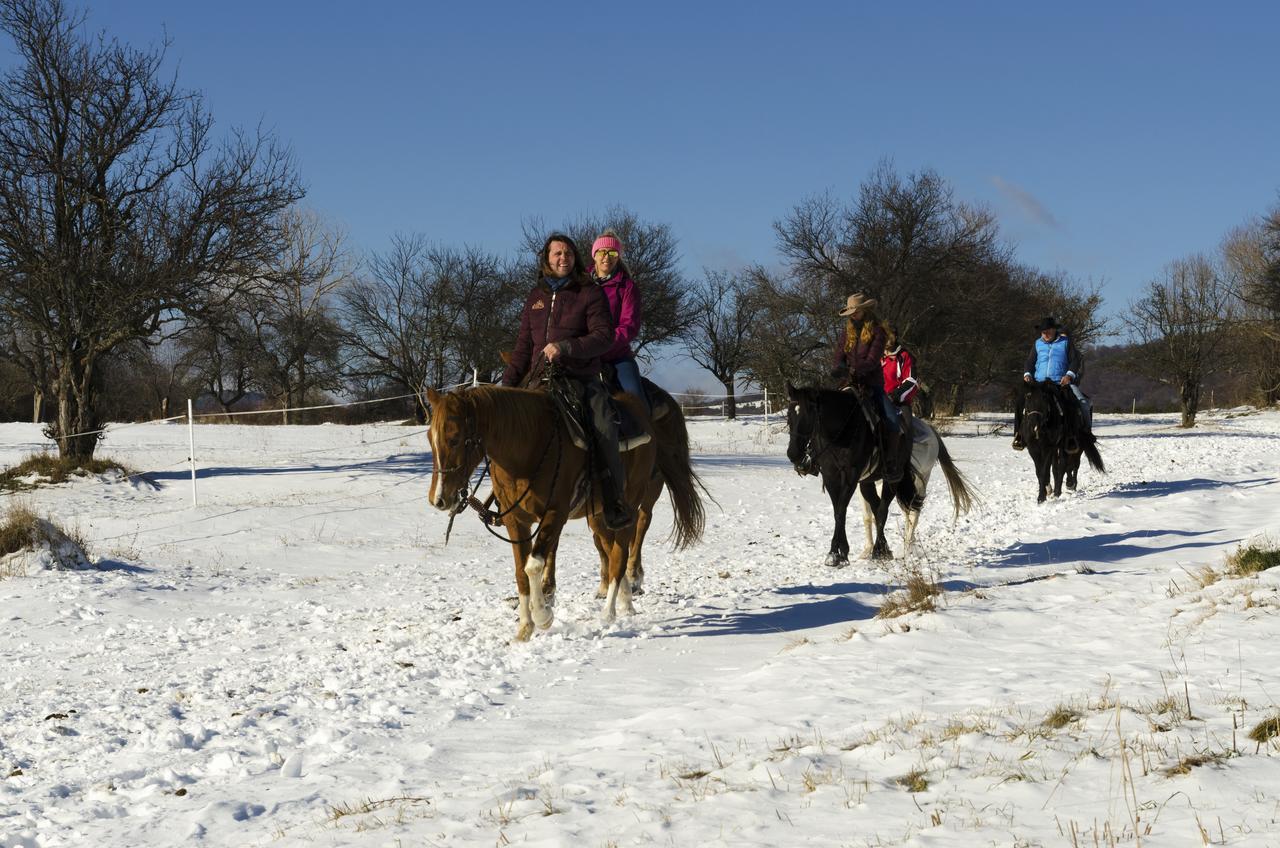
[1249,715,1280,744]
[1042,704,1082,730]
[1224,540,1280,578]
[0,452,130,493]
[1161,750,1230,776]
[0,501,41,560]
[894,768,929,793]
[877,571,941,618]
[0,501,92,576]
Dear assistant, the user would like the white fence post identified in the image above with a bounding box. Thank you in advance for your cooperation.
[763,387,770,429]
[187,398,198,508]
[472,367,479,387]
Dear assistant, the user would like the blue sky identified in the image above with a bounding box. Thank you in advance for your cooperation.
[10,1,1280,388]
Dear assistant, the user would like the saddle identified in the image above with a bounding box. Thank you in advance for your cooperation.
[542,372,651,453]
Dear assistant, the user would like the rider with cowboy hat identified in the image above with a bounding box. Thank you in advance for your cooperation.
[830,292,907,482]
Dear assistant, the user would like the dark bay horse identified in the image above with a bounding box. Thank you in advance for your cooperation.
[1018,380,1104,502]
[426,385,703,641]
[786,383,975,564]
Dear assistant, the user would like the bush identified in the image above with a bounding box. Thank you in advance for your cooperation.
[0,453,129,493]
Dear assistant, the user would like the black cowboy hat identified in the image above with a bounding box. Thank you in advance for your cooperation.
[1034,316,1058,332]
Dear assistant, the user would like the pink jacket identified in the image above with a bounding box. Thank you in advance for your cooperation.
[593,267,642,363]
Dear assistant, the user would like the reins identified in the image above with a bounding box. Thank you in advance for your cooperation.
[802,394,863,471]
[442,393,566,546]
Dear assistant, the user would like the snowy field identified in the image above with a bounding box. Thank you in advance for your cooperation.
[2,408,1279,847]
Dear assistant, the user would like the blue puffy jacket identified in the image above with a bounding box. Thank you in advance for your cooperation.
[1023,333,1082,382]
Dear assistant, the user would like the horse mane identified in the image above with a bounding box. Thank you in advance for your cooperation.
[802,387,869,443]
[464,385,554,444]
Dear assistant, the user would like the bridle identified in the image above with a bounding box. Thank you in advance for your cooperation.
[434,393,565,545]
[792,393,859,473]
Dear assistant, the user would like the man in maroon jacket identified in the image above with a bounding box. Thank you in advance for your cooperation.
[501,234,633,530]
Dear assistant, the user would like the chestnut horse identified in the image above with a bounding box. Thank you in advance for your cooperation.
[425,385,702,641]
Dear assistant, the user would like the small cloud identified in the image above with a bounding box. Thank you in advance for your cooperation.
[991,176,1059,229]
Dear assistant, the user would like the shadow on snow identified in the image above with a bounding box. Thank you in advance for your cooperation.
[985,528,1229,569]
[657,587,880,637]
[1103,477,1276,499]
[135,451,433,487]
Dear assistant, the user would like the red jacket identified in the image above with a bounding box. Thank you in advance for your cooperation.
[501,276,614,387]
[881,346,918,405]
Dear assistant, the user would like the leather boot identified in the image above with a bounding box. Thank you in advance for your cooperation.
[586,379,635,530]
[881,426,906,483]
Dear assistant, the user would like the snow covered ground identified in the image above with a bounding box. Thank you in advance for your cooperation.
[1,408,1279,847]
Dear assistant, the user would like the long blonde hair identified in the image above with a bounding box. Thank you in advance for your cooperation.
[844,311,886,350]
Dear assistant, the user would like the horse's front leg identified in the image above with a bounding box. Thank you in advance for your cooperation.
[1052,452,1066,498]
[541,544,558,600]
[593,531,610,599]
[867,479,894,561]
[826,476,856,567]
[507,519,536,642]
[1032,450,1050,503]
[526,511,566,632]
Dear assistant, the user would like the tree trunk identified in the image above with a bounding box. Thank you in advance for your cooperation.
[1179,378,1199,428]
[722,378,737,420]
[52,363,100,463]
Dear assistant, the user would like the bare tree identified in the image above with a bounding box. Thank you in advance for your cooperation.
[178,298,260,417]
[1129,255,1236,427]
[1221,222,1280,404]
[521,206,693,355]
[681,270,760,419]
[769,161,1104,412]
[341,237,514,420]
[251,210,350,423]
[739,267,831,393]
[0,0,301,459]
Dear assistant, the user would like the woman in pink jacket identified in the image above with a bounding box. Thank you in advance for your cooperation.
[589,230,648,412]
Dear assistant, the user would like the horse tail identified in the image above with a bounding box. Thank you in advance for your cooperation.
[1082,433,1105,473]
[648,385,707,550]
[935,434,976,519]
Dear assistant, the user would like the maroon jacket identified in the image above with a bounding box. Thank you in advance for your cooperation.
[501,277,614,386]
[832,323,887,389]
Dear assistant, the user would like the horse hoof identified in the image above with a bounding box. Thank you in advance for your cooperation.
[533,608,553,630]
[515,623,534,642]
[824,554,848,568]
[595,587,608,599]
[629,583,645,596]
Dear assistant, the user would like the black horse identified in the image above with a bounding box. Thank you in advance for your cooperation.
[785,383,975,564]
[1018,380,1104,502]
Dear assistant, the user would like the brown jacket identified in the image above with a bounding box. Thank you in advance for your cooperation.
[501,277,614,387]
[832,323,887,389]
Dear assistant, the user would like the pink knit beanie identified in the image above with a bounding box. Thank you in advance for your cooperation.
[591,234,623,255]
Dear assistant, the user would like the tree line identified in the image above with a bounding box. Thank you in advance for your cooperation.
[2,0,1278,465]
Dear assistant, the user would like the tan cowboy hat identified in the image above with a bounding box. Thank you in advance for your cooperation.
[838,292,877,316]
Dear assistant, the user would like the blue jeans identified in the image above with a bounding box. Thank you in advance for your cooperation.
[875,386,900,429]
[611,357,649,413]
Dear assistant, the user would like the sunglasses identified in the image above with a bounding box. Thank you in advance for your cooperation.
[594,249,619,259]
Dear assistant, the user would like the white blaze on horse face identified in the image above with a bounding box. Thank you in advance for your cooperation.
[427,420,441,505]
